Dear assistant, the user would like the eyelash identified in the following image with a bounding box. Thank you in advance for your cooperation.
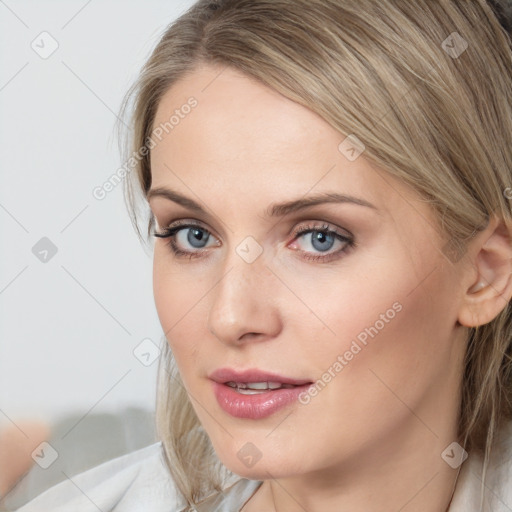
[153,220,355,263]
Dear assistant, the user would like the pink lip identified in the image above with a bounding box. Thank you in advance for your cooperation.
[208,367,311,386]
[209,367,313,419]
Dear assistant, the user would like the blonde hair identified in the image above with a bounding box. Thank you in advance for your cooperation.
[119,0,512,508]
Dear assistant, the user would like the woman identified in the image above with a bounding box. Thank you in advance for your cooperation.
[16,0,512,510]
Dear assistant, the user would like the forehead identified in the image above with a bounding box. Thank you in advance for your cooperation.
[149,65,425,222]
[152,65,338,168]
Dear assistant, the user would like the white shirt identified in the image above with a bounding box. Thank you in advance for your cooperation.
[15,421,512,511]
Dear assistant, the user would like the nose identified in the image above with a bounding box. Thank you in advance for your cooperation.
[207,250,282,346]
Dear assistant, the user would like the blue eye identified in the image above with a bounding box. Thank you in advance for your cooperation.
[154,222,217,259]
[299,230,336,252]
[153,221,355,262]
[177,226,210,249]
[288,222,354,262]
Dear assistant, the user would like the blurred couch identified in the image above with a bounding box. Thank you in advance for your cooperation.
[0,407,156,511]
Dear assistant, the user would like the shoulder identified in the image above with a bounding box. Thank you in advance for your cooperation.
[449,419,512,512]
[15,442,188,512]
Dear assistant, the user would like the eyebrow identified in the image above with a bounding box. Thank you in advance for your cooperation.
[147,187,378,218]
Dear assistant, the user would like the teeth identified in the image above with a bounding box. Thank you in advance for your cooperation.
[236,388,269,395]
[225,381,297,391]
[245,382,271,390]
[226,381,246,389]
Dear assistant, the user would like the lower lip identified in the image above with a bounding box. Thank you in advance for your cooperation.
[212,381,312,419]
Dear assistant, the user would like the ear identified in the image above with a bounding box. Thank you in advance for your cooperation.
[458,215,512,328]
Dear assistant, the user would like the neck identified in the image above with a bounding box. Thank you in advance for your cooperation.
[244,417,462,512]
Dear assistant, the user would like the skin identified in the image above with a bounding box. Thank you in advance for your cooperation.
[0,421,50,498]
[148,64,512,512]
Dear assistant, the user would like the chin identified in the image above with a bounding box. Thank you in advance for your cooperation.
[216,447,303,481]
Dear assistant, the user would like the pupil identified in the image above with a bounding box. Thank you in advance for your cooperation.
[188,228,209,248]
[312,231,334,252]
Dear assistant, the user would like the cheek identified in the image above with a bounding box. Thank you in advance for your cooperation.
[152,254,206,368]
[266,272,456,470]
[295,249,455,399]
[314,268,456,421]
[153,247,207,322]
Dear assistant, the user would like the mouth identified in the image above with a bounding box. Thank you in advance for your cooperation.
[209,368,314,419]
[223,381,305,394]
[208,367,312,388]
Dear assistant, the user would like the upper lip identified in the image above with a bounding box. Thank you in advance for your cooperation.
[208,368,312,386]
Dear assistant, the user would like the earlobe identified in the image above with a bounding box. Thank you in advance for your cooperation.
[457,216,512,328]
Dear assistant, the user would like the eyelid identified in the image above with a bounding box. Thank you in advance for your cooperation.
[290,221,353,239]
[154,217,226,240]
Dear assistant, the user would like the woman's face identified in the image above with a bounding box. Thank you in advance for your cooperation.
[149,64,468,480]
